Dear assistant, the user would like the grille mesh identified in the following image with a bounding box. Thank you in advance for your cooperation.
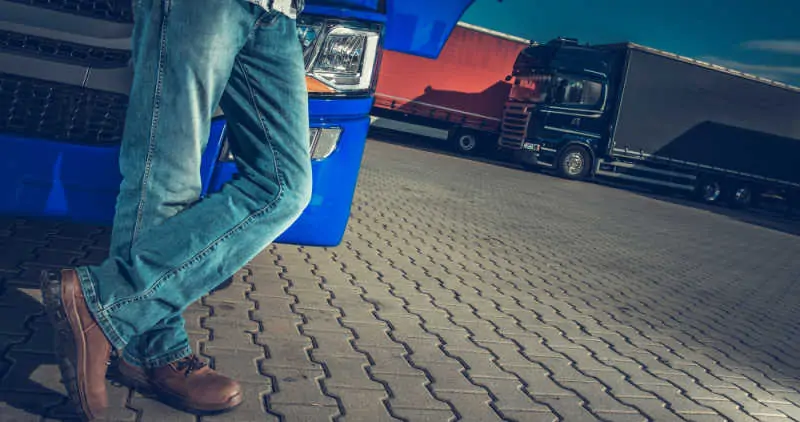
[5,0,133,23]
[0,72,128,145]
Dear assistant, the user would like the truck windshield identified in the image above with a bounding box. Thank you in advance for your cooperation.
[509,74,553,103]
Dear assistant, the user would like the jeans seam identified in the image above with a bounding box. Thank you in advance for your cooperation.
[76,266,128,351]
[238,58,286,188]
[131,5,171,247]
[100,58,287,313]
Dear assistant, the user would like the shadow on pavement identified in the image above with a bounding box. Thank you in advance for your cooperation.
[367,127,522,172]
[368,128,800,237]
[0,218,104,421]
[638,190,800,235]
[0,280,82,420]
[0,217,236,421]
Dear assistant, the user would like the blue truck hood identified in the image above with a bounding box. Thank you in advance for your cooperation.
[307,0,476,59]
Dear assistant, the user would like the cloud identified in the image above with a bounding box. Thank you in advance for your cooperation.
[699,56,800,82]
[741,40,800,55]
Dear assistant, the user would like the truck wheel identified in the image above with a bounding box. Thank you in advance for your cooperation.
[556,145,591,180]
[454,132,479,155]
[695,178,722,204]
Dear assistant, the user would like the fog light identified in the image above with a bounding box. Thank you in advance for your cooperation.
[310,127,342,160]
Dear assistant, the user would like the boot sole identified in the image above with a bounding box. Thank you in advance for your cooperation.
[115,362,243,416]
[41,270,95,421]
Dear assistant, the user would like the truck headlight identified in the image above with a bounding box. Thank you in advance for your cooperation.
[298,17,381,95]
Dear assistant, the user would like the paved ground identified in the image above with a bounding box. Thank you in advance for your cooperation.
[1,138,800,422]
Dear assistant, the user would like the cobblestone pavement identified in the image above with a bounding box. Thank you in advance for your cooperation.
[1,138,800,421]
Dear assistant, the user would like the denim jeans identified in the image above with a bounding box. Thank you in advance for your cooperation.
[74,0,312,368]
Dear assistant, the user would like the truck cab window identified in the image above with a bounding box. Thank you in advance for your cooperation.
[552,76,602,107]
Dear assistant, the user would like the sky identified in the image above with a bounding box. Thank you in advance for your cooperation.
[460,0,800,87]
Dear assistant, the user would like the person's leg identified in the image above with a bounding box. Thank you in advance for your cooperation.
[113,9,310,413]
[41,0,307,418]
[83,6,310,369]
[107,0,216,370]
[114,13,311,413]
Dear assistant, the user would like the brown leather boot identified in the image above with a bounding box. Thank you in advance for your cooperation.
[117,354,243,414]
[41,269,112,421]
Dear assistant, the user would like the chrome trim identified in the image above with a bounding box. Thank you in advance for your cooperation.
[595,168,695,191]
[600,159,697,180]
[500,101,533,149]
[543,126,601,139]
[542,109,602,118]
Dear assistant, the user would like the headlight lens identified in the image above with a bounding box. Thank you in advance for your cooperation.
[297,18,381,95]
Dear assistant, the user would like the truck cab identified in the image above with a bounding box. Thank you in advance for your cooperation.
[0,0,475,246]
[499,38,615,178]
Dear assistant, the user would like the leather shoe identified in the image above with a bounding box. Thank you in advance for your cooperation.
[41,269,112,421]
[117,354,243,414]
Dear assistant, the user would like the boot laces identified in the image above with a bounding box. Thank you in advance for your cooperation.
[174,355,207,377]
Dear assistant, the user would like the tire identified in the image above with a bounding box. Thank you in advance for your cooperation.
[556,145,592,180]
[726,183,755,209]
[694,177,723,204]
[452,130,479,155]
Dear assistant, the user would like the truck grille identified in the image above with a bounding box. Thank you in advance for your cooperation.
[0,72,128,146]
[499,101,531,149]
[5,0,134,23]
[0,30,131,68]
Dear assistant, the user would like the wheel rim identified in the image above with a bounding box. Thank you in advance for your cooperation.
[733,187,752,205]
[458,135,476,151]
[563,151,585,176]
[701,181,721,202]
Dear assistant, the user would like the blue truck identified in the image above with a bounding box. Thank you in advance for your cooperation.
[0,0,476,246]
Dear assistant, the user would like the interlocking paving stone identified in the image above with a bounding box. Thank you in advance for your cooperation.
[2,139,800,420]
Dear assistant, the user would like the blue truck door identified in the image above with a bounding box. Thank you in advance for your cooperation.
[383,0,476,58]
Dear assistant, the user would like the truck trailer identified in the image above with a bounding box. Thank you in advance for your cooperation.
[0,0,476,246]
[371,22,530,155]
[498,38,800,210]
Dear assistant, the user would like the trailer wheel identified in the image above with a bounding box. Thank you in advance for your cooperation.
[556,145,592,180]
[727,184,755,209]
[453,131,479,155]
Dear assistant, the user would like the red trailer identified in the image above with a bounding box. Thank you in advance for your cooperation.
[371,22,530,155]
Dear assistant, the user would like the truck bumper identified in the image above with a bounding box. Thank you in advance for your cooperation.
[208,97,373,247]
[0,99,372,247]
[513,142,554,168]
[515,148,540,166]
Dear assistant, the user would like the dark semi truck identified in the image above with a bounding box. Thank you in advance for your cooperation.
[498,38,800,210]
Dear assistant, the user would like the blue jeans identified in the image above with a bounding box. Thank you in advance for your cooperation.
[75,0,312,368]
